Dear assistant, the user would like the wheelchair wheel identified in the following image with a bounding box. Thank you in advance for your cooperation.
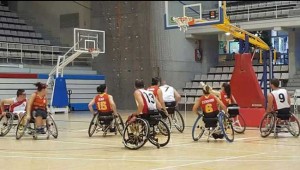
[148,120,170,148]
[122,118,149,150]
[0,113,13,136]
[16,115,29,140]
[219,112,234,142]
[114,113,124,135]
[162,116,172,132]
[192,114,205,141]
[88,114,99,137]
[171,109,185,133]
[47,113,58,139]
[287,114,300,137]
[259,113,275,138]
[231,114,246,134]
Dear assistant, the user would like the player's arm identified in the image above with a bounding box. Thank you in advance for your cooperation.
[210,89,221,98]
[287,92,291,106]
[192,97,201,115]
[215,96,227,114]
[134,90,144,116]
[26,93,36,119]
[0,98,14,115]
[157,89,166,109]
[231,95,237,104]
[174,89,181,106]
[88,97,96,115]
[266,93,274,113]
[108,95,118,116]
[155,97,162,110]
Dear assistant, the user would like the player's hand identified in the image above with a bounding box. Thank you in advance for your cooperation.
[1,112,7,116]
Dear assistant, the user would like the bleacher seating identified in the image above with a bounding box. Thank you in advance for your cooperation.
[227,1,300,22]
[0,4,91,66]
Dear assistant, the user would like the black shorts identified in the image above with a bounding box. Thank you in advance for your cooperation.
[32,109,47,119]
[97,111,114,124]
[165,101,176,114]
[203,110,219,128]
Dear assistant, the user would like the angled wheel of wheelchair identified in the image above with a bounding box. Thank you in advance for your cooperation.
[47,113,58,139]
[171,109,185,133]
[148,120,170,148]
[219,112,234,142]
[0,113,13,136]
[122,118,149,150]
[287,114,300,137]
[192,114,205,141]
[259,113,275,138]
[16,114,30,140]
[231,114,246,134]
[114,113,125,135]
[88,114,99,137]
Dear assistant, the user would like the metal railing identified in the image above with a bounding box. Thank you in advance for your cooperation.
[0,41,91,66]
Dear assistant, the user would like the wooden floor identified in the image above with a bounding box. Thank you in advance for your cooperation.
[0,111,299,170]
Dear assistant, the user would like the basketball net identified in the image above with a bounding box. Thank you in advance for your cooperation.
[172,16,194,32]
[88,48,100,59]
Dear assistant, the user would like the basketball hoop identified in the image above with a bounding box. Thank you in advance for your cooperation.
[172,16,195,32]
[88,48,100,59]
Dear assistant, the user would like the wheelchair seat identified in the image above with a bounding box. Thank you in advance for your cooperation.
[140,110,161,126]
[227,104,240,118]
[97,112,114,125]
[165,101,176,114]
[276,108,291,120]
[203,111,219,128]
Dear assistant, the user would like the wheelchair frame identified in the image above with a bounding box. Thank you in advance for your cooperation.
[192,111,234,142]
[166,106,185,133]
[0,112,22,136]
[15,112,58,140]
[122,112,171,150]
[259,111,300,138]
[88,112,124,137]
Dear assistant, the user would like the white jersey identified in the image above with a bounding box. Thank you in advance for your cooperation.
[160,85,175,102]
[10,97,27,114]
[138,89,157,112]
[271,88,290,110]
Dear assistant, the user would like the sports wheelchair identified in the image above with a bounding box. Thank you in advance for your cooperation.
[227,104,246,134]
[15,112,58,140]
[192,111,234,142]
[0,112,22,136]
[88,112,124,137]
[122,110,171,150]
[165,105,185,133]
[259,108,300,138]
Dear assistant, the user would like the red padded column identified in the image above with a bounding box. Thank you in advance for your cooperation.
[230,53,266,127]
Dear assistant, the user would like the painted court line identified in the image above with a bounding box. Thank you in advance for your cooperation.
[150,152,267,170]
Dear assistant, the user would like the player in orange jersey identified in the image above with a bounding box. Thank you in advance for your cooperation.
[88,84,117,132]
[26,82,48,134]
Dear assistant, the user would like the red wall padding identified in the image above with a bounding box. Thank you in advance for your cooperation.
[230,53,266,127]
[0,73,38,79]
[230,53,265,108]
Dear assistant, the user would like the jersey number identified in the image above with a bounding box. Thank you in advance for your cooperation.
[143,92,155,104]
[97,101,107,110]
[205,104,213,113]
[278,93,285,103]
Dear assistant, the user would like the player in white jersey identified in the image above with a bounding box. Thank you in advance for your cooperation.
[159,80,181,110]
[127,79,162,123]
[0,89,27,121]
[267,78,291,114]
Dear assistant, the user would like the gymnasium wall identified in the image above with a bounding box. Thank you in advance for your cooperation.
[8,1,91,46]
[90,1,153,109]
[288,28,300,76]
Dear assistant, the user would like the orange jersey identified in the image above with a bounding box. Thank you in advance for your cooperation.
[220,91,234,107]
[199,94,219,113]
[147,85,159,98]
[94,93,112,112]
[32,92,47,111]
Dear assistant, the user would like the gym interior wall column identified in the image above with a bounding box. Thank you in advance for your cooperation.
[91,1,152,109]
